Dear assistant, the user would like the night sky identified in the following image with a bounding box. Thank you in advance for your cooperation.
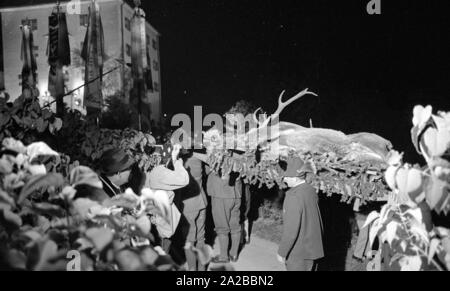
[1,0,449,162]
[141,0,450,162]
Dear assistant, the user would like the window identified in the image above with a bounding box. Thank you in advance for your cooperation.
[153,82,159,92]
[22,19,38,30]
[125,17,131,31]
[146,35,150,47]
[80,14,89,27]
[33,45,39,51]
[152,38,158,50]
[126,44,131,57]
[153,60,159,71]
[18,74,22,80]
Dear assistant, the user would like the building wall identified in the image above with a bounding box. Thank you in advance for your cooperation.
[0,0,161,124]
[120,3,161,123]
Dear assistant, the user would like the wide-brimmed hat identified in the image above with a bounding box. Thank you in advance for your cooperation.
[280,156,305,177]
[98,149,134,176]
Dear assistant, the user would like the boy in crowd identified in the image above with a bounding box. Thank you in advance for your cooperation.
[278,156,324,271]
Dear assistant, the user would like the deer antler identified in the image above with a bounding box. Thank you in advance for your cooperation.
[253,107,265,126]
[259,88,318,128]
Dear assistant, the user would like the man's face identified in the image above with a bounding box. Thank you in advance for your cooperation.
[283,177,302,188]
[117,169,132,186]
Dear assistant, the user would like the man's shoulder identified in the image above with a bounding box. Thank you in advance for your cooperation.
[291,183,317,200]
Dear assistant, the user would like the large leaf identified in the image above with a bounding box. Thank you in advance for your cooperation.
[363,211,380,229]
[36,118,48,133]
[0,189,15,207]
[412,105,433,129]
[115,249,144,271]
[140,247,159,266]
[26,142,59,162]
[72,198,102,219]
[28,239,67,271]
[384,221,399,245]
[425,174,449,213]
[69,166,102,189]
[2,138,27,154]
[85,227,114,252]
[103,189,140,209]
[3,173,25,190]
[421,127,450,158]
[32,202,66,217]
[0,208,22,232]
[5,249,27,270]
[135,215,151,234]
[0,156,13,174]
[18,173,65,204]
[27,165,47,176]
[395,167,424,202]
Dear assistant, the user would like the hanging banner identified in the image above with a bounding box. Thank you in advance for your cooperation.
[81,0,105,110]
[47,8,70,98]
[20,23,37,93]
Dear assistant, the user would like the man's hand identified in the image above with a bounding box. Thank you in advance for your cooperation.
[171,144,182,161]
[277,254,285,264]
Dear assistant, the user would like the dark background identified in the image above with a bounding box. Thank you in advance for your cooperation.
[142,0,450,163]
[1,0,450,163]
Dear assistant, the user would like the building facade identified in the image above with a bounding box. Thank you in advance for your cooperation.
[0,0,162,125]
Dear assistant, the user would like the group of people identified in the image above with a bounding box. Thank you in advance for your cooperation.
[85,142,325,271]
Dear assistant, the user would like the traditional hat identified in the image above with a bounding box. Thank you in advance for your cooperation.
[98,149,134,176]
[280,156,305,177]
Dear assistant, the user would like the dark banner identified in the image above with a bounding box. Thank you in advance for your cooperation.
[47,9,70,98]
[20,24,37,92]
[81,0,105,110]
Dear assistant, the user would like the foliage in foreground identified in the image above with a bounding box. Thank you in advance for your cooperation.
[364,105,450,271]
[0,138,187,270]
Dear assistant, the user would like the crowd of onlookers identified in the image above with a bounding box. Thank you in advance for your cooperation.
[83,140,325,271]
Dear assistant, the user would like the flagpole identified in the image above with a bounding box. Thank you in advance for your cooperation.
[42,65,119,109]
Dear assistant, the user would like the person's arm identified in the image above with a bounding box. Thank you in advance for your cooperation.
[193,152,209,164]
[278,194,302,259]
[148,160,189,191]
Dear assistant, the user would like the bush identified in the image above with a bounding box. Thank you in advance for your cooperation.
[0,138,183,271]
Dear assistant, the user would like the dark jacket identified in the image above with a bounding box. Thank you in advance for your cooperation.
[207,172,242,199]
[99,175,122,198]
[174,156,208,213]
[278,183,324,261]
[74,175,120,202]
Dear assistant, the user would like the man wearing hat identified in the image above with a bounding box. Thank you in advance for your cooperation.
[146,143,190,254]
[97,148,135,198]
[174,150,209,271]
[277,156,324,271]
